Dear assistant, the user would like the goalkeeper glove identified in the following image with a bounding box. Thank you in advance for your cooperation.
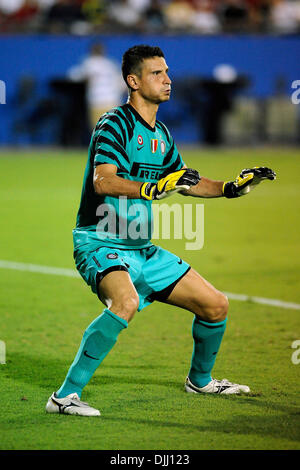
[223,166,276,199]
[140,168,200,201]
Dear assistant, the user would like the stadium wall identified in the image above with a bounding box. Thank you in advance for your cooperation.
[0,35,299,145]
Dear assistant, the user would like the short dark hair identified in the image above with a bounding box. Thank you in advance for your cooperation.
[122,44,165,89]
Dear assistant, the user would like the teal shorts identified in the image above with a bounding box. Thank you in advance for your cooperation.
[74,244,190,312]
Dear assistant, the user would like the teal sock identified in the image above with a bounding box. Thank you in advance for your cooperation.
[188,316,227,388]
[56,308,128,398]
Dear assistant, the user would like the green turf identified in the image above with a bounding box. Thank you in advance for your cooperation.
[0,147,299,450]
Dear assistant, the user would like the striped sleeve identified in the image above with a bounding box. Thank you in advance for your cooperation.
[93,113,130,174]
[156,121,185,175]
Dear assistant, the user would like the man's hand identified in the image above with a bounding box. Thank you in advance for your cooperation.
[223,166,276,199]
[140,168,201,201]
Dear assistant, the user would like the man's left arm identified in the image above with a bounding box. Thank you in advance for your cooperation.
[181,175,224,198]
[180,165,276,199]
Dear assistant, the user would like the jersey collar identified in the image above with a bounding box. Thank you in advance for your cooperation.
[124,103,156,133]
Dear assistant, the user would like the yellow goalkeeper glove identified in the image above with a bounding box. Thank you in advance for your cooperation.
[223,166,276,199]
[140,168,200,201]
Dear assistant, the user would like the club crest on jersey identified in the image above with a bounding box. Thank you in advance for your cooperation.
[160,140,166,154]
[151,138,158,153]
[106,253,118,259]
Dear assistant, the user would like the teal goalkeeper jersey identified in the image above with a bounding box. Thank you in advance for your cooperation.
[73,103,185,252]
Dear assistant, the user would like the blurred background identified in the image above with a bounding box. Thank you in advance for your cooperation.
[0,0,299,147]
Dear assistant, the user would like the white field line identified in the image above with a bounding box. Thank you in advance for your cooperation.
[0,259,300,311]
[0,259,80,278]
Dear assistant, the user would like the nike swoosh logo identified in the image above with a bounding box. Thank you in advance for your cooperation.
[178,259,183,264]
[51,397,81,412]
[84,350,100,361]
[137,146,144,151]
[216,386,231,394]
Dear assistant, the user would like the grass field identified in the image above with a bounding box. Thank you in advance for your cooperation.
[0,146,299,451]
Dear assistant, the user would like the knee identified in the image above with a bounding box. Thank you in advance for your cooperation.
[110,294,139,323]
[213,293,229,322]
[197,293,229,323]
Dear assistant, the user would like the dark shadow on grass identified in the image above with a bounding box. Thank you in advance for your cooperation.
[102,414,300,445]
[2,352,178,391]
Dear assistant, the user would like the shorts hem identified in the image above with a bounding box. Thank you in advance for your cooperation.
[147,266,191,303]
[95,266,128,299]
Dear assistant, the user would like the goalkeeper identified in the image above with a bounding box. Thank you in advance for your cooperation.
[46,45,276,416]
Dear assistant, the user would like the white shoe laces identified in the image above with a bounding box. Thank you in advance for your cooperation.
[213,378,236,387]
[68,394,90,407]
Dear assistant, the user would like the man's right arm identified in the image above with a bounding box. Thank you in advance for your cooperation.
[94,163,142,199]
[94,164,200,200]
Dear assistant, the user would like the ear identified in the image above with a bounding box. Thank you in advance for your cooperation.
[127,74,140,91]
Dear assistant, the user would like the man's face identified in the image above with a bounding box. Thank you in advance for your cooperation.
[133,56,172,104]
